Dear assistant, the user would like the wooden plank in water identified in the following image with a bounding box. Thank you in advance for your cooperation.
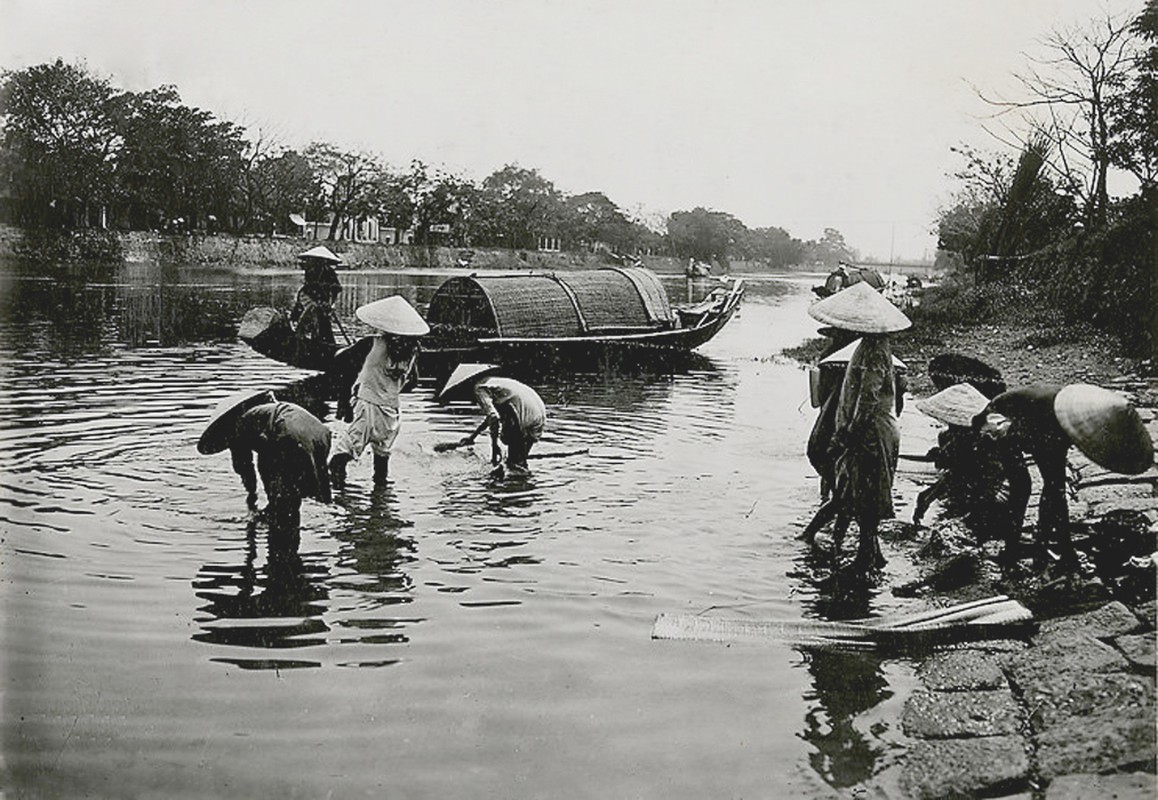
[652,596,1033,650]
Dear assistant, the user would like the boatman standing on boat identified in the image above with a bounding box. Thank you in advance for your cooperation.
[328,296,429,488]
[291,245,343,357]
[802,282,911,577]
[439,364,547,475]
[197,389,332,546]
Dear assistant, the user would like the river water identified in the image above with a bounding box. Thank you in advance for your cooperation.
[0,258,942,799]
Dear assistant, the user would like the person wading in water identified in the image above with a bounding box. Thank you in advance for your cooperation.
[197,389,332,548]
[800,282,911,578]
[328,296,429,489]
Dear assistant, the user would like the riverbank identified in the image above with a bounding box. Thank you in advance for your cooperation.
[783,294,1157,798]
[1,224,789,276]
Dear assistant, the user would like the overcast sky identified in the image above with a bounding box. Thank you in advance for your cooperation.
[1,0,1144,260]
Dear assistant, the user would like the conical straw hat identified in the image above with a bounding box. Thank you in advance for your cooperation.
[807,281,911,333]
[818,339,908,371]
[197,389,275,455]
[916,383,990,428]
[298,245,342,264]
[355,296,430,336]
[1053,384,1154,475]
[439,363,500,399]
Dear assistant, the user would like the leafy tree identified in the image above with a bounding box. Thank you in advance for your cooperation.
[473,165,563,250]
[559,191,633,252]
[0,59,121,227]
[248,148,314,235]
[114,85,247,231]
[303,142,383,241]
[1109,0,1158,186]
[666,207,745,263]
[799,227,857,267]
[374,160,478,245]
[737,226,806,268]
[935,139,1077,274]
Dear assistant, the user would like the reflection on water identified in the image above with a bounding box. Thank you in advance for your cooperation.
[801,649,892,789]
[0,259,927,799]
[193,520,331,668]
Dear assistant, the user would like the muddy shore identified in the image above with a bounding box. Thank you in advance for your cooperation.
[787,310,1157,798]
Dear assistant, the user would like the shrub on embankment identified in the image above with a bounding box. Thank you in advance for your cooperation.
[911,204,1155,361]
[0,226,692,273]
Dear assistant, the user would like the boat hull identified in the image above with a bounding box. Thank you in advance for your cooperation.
[239,278,744,382]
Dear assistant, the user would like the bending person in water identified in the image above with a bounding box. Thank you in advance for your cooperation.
[198,389,332,546]
[439,363,547,476]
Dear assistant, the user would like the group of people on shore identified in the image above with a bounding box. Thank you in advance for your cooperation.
[196,246,547,544]
[802,282,1154,581]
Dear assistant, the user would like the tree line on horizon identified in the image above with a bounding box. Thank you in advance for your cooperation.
[0,59,858,269]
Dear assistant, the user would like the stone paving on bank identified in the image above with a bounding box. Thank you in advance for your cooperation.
[893,402,1158,799]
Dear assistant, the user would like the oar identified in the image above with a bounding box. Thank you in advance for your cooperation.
[331,308,353,346]
[432,440,589,460]
[529,448,589,460]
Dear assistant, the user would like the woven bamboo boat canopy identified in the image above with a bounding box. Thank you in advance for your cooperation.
[426,267,676,338]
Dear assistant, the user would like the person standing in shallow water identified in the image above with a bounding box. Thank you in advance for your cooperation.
[328,295,429,488]
[802,282,911,576]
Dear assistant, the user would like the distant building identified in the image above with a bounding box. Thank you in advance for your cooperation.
[301,216,381,243]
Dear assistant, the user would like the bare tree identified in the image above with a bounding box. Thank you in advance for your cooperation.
[979,9,1140,229]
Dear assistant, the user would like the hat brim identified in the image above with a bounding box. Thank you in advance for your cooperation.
[197,389,274,454]
[355,297,431,336]
[439,363,499,399]
[807,282,911,334]
[1054,384,1154,474]
[916,383,990,427]
[298,246,342,264]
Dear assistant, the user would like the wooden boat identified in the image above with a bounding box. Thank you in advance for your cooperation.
[239,267,745,377]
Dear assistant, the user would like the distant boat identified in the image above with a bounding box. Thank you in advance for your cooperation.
[239,267,745,378]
